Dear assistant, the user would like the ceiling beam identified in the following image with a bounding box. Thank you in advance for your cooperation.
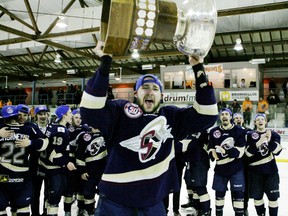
[0,5,35,31]
[0,24,34,40]
[37,45,49,63]
[216,27,288,36]
[218,2,288,17]
[0,27,100,46]
[0,56,66,74]
[24,0,41,34]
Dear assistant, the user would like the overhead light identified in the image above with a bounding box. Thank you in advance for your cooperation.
[62,80,67,83]
[234,38,243,51]
[56,16,67,28]
[54,54,61,63]
[132,49,139,58]
[249,58,266,64]
[142,64,153,70]
[67,69,78,74]
[18,83,22,86]
[44,73,52,77]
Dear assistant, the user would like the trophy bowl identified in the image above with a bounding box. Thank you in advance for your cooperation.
[100,0,217,58]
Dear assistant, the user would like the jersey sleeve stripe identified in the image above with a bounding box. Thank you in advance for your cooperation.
[80,91,106,109]
[193,101,218,116]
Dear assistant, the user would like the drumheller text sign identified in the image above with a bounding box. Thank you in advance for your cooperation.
[219,90,259,101]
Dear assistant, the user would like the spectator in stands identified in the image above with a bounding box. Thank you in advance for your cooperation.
[217,99,227,111]
[74,85,83,105]
[267,89,280,105]
[56,87,65,105]
[257,97,269,114]
[267,89,281,119]
[242,97,253,127]
[269,78,276,92]
[66,84,75,104]
[240,79,246,88]
[230,99,241,115]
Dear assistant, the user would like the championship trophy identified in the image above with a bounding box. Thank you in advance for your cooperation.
[100,0,217,58]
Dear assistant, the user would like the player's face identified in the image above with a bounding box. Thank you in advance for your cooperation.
[65,110,73,125]
[254,116,266,130]
[37,112,49,124]
[18,112,29,124]
[220,111,232,126]
[73,113,82,126]
[135,82,162,113]
[234,116,243,126]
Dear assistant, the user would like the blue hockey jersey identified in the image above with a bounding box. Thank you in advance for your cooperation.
[245,130,282,175]
[67,124,89,161]
[0,123,47,182]
[38,123,70,175]
[182,132,210,167]
[75,130,107,183]
[80,61,218,208]
[208,125,246,176]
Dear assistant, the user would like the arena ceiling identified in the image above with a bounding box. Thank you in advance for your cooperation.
[0,0,288,83]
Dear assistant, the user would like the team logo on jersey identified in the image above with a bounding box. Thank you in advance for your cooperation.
[216,137,235,157]
[220,137,234,150]
[259,142,269,156]
[252,133,269,156]
[119,116,173,163]
[124,102,143,118]
[86,136,105,156]
[251,132,260,140]
[213,130,221,138]
[68,125,75,132]
[83,133,92,141]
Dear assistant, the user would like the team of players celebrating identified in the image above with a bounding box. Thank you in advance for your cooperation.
[0,104,107,216]
[0,41,282,216]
